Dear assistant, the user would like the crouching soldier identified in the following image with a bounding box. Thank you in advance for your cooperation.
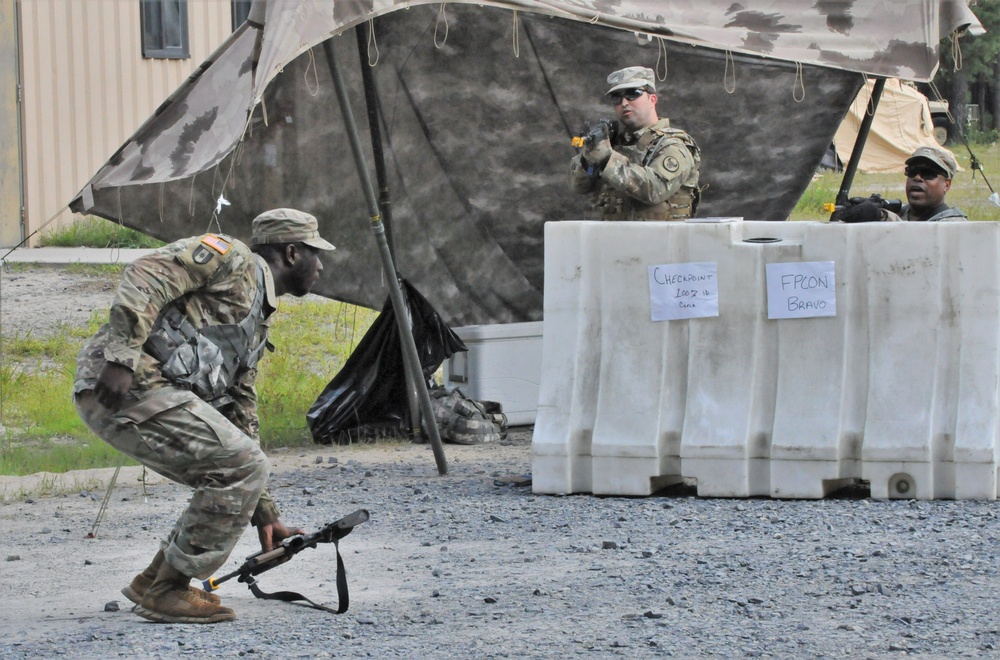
[73,209,336,623]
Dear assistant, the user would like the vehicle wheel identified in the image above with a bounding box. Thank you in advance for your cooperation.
[932,116,952,145]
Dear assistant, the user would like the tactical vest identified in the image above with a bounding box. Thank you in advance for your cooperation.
[597,126,702,221]
[143,257,271,408]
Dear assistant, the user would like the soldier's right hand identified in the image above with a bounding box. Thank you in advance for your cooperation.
[94,361,135,410]
[585,138,613,171]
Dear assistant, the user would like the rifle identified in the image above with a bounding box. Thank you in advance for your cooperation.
[571,118,619,150]
[203,508,370,614]
[823,194,902,222]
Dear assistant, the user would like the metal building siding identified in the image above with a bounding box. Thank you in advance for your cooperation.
[0,0,21,247]
[17,0,232,245]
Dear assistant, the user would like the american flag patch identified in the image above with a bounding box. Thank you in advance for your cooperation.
[201,234,231,254]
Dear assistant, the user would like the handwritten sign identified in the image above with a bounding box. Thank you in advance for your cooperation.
[765,261,836,319]
[648,262,719,321]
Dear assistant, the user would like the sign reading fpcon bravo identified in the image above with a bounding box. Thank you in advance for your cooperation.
[765,261,836,319]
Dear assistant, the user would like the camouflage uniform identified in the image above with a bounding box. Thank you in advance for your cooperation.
[569,117,701,221]
[73,233,281,580]
[883,203,968,222]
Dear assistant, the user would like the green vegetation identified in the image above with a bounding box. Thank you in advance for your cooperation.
[0,274,378,476]
[790,140,1000,222]
[39,215,165,249]
[256,297,377,447]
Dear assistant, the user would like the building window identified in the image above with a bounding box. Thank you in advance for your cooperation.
[140,0,190,59]
[232,1,253,31]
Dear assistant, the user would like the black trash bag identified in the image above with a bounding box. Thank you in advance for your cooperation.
[307,279,467,444]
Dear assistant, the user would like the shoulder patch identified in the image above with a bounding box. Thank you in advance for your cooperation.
[201,234,231,255]
[192,245,215,265]
[665,156,680,173]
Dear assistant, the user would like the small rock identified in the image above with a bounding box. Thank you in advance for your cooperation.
[6,555,20,562]
[643,611,663,619]
[489,515,506,523]
[327,457,338,464]
[484,597,497,604]
[307,500,315,507]
[314,456,323,464]
[84,559,93,566]
[104,601,120,612]
[602,541,618,550]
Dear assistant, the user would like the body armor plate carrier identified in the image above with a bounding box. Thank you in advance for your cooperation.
[143,257,270,408]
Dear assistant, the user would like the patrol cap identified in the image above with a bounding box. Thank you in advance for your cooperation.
[606,66,656,95]
[906,145,957,179]
[251,208,335,250]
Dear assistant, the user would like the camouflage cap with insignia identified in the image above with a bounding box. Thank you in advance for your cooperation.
[251,208,336,250]
[906,146,957,179]
[606,66,656,95]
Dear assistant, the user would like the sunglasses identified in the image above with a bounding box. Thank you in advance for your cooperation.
[904,166,945,180]
[610,88,647,105]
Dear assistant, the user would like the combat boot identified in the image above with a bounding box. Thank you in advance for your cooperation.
[134,559,236,624]
[121,549,222,605]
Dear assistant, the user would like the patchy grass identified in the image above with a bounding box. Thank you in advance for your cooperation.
[39,216,166,249]
[256,296,379,449]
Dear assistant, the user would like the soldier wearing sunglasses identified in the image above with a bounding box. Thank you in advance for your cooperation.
[569,66,702,221]
[841,146,967,223]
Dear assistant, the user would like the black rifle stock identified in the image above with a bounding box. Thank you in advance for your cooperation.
[203,508,370,614]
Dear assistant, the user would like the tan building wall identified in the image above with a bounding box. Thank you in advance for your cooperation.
[13,0,235,247]
[0,0,20,248]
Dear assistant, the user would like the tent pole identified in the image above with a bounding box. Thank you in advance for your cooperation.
[322,40,448,476]
[354,26,396,259]
[830,77,886,221]
[353,26,422,438]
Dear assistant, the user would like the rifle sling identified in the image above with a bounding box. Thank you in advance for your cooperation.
[244,540,350,614]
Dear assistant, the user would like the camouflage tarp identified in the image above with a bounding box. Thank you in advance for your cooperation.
[69,1,983,325]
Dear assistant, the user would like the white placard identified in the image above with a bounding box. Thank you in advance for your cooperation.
[648,262,719,321]
[766,261,836,319]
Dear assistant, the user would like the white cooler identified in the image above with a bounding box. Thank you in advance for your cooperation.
[444,321,544,426]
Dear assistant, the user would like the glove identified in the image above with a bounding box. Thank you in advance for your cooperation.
[840,201,882,223]
[584,138,613,171]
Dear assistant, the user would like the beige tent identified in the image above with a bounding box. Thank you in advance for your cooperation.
[834,79,960,174]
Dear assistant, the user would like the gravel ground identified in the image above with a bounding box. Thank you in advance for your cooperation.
[0,265,118,337]
[2,267,1000,658]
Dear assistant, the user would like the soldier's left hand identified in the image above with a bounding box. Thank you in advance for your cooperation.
[585,138,613,170]
[258,518,306,552]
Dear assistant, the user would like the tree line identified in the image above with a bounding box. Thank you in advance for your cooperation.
[930,2,1000,142]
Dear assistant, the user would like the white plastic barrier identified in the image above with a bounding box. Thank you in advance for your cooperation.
[532,220,1000,500]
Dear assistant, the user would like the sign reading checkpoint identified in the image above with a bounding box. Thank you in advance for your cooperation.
[647,261,837,322]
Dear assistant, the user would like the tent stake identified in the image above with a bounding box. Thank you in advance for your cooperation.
[322,40,448,476]
[830,77,886,221]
